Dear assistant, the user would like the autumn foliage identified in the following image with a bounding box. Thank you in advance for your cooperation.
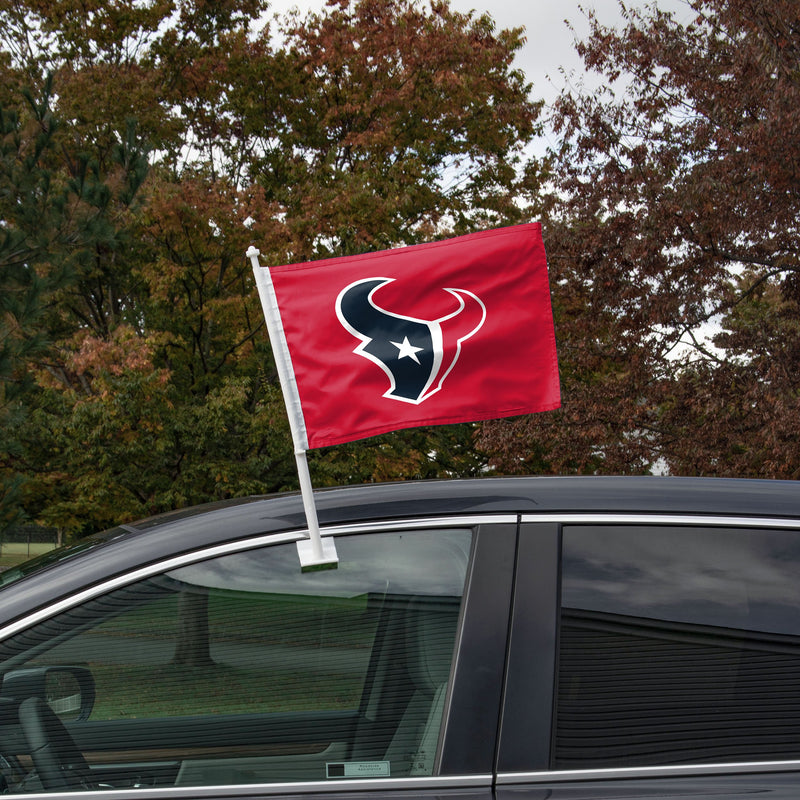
[2,0,799,537]
[1,0,537,534]
[481,0,800,478]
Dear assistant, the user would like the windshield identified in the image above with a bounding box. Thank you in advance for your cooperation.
[0,527,130,590]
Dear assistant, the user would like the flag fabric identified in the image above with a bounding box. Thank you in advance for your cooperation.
[253,223,560,450]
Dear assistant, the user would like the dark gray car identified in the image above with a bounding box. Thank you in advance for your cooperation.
[0,476,799,799]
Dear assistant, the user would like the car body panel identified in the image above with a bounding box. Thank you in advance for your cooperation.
[2,477,800,798]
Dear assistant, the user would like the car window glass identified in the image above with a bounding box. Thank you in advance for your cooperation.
[0,528,471,792]
[557,525,800,769]
[0,530,127,591]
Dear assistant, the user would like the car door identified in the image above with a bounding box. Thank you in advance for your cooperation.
[0,516,516,798]
[497,517,800,800]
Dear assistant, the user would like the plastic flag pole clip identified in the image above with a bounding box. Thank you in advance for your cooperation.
[247,246,338,572]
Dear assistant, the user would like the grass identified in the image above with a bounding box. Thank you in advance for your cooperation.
[47,590,381,720]
[92,591,379,647]
[90,663,366,719]
[0,544,57,569]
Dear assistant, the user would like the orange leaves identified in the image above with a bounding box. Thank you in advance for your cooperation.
[37,326,170,400]
[140,175,281,361]
[3,0,547,532]
[69,327,158,380]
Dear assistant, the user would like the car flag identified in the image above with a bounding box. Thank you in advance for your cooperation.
[250,223,560,451]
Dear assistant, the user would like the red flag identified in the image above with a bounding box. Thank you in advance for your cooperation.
[254,223,560,449]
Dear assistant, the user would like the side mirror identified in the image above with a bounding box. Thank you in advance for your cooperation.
[1,666,95,722]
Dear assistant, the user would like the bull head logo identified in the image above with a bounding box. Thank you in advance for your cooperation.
[336,277,486,404]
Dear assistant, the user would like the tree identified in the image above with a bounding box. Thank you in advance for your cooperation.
[172,589,213,668]
[0,83,149,530]
[3,0,542,535]
[0,95,57,529]
[228,0,542,257]
[482,0,800,477]
[657,271,800,477]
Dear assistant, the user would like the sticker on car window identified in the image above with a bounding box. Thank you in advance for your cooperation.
[326,761,391,779]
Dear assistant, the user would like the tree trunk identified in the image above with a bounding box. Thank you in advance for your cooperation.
[171,590,214,667]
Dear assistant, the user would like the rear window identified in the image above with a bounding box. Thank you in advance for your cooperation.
[557,525,800,768]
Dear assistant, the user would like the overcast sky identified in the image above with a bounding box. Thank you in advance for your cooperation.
[266,0,692,105]
[454,0,692,100]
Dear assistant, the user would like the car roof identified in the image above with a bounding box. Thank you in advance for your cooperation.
[127,474,800,530]
[1,476,798,628]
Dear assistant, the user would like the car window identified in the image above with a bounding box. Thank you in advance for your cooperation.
[0,530,127,591]
[0,528,472,792]
[557,525,800,769]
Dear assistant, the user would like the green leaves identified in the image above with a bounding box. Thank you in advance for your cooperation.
[2,0,535,536]
[237,0,540,255]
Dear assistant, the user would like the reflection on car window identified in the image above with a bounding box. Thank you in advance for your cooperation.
[0,528,471,792]
[0,529,128,591]
[557,525,800,769]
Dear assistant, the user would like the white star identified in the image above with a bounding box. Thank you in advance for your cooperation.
[391,336,424,364]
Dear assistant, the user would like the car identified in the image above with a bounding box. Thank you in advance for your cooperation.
[1,475,800,799]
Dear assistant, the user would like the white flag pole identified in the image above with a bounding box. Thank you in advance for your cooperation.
[247,246,338,571]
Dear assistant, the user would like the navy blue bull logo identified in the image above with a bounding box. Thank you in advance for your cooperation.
[336,277,486,404]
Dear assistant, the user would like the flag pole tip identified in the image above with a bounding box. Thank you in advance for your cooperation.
[246,245,261,258]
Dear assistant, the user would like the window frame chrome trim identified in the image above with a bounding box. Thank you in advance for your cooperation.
[6,773,493,800]
[521,512,800,528]
[0,514,515,642]
[497,760,800,784]
[512,510,800,783]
